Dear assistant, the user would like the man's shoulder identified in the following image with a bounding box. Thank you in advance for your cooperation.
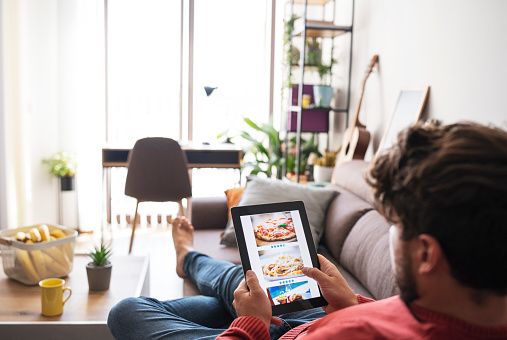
[304,296,422,339]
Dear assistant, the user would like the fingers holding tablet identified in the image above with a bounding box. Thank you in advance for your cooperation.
[303,255,359,314]
[232,201,328,315]
[233,271,274,329]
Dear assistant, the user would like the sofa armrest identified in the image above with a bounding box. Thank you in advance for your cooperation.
[191,197,228,230]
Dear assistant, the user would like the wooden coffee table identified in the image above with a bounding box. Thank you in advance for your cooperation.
[0,255,149,340]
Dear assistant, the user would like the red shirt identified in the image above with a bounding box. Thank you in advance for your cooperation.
[217,296,507,339]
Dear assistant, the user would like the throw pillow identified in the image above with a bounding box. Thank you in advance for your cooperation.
[220,176,338,248]
[224,187,245,220]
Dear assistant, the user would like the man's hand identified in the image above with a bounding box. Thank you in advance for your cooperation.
[233,271,282,330]
[303,254,358,314]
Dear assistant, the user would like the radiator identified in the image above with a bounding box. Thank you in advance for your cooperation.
[109,168,180,229]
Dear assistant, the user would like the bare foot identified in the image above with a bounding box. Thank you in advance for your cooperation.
[171,217,194,278]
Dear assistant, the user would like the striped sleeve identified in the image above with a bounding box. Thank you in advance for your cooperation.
[357,295,375,304]
[216,316,270,340]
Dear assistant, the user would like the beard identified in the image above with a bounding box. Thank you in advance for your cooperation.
[395,244,420,304]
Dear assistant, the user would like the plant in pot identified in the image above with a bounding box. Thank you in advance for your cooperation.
[311,148,340,183]
[86,242,112,291]
[285,133,321,182]
[42,151,77,191]
[218,118,285,180]
[305,38,322,67]
[313,50,336,108]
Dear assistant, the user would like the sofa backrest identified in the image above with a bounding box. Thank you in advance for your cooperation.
[340,210,399,299]
[331,160,373,204]
[324,160,398,300]
[323,160,373,261]
[322,187,372,261]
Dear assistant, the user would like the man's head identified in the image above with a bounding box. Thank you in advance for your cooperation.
[368,121,507,299]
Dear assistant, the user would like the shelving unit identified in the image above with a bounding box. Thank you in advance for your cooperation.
[283,0,355,182]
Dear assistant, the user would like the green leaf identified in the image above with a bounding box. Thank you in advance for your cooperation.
[88,242,112,266]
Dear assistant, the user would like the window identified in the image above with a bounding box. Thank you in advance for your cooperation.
[107,0,182,144]
[192,0,270,145]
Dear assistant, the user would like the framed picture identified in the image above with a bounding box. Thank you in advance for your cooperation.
[376,86,430,156]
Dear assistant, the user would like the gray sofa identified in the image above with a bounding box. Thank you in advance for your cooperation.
[188,160,398,300]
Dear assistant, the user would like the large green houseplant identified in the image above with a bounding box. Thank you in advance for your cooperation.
[220,118,285,179]
[219,118,321,180]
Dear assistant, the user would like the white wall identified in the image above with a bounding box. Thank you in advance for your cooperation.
[346,0,507,159]
[0,0,7,229]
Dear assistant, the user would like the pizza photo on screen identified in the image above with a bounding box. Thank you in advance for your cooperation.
[251,212,298,246]
[259,247,305,281]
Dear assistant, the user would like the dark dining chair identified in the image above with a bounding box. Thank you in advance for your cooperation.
[125,137,192,253]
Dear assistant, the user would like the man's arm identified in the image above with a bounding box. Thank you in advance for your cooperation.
[217,271,278,340]
[217,256,372,339]
[303,254,360,314]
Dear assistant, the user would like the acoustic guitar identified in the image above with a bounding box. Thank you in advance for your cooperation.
[335,55,379,167]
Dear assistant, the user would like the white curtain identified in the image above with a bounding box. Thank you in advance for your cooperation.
[1,0,104,231]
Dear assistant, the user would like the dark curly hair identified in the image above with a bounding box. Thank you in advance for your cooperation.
[367,121,507,295]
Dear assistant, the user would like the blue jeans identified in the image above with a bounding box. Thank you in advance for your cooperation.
[107,251,326,339]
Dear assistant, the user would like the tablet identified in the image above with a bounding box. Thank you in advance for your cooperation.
[231,201,328,315]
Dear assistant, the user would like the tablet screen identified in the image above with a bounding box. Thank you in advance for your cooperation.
[232,201,327,315]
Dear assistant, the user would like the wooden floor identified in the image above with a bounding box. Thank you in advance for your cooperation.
[75,226,184,301]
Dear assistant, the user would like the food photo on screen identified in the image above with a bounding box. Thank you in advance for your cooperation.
[267,281,312,306]
[250,212,298,247]
[258,246,305,281]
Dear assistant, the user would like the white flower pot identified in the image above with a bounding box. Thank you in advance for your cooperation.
[313,165,334,183]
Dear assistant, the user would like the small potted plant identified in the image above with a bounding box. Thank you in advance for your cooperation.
[313,47,337,108]
[86,242,112,291]
[42,151,77,191]
[311,148,340,183]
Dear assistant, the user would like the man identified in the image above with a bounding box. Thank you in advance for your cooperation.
[108,121,507,339]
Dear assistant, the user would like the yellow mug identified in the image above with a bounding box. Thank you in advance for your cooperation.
[39,278,72,316]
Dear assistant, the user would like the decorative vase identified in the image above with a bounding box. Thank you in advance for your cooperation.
[60,176,75,191]
[313,85,334,107]
[313,165,334,183]
[86,262,112,291]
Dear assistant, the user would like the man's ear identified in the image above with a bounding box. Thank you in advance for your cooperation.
[415,234,444,275]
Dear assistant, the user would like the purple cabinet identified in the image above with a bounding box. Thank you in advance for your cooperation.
[289,85,329,133]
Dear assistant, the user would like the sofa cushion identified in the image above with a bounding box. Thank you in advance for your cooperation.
[224,187,245,220]
[318,247,374,299]
[322,186,373,261]
[220,176,338,248]
[332,160,373,204]
[340,210,399,300]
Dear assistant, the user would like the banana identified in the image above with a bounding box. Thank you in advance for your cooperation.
[38,224,50,242]
[50,228,67,239]
[48,228,73,258]
[30,250,48,278]
[15,232,27,242]
[41,252,68,277]
[43,246,71,273]
[16,249,40,284]
[29,228,42,242]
